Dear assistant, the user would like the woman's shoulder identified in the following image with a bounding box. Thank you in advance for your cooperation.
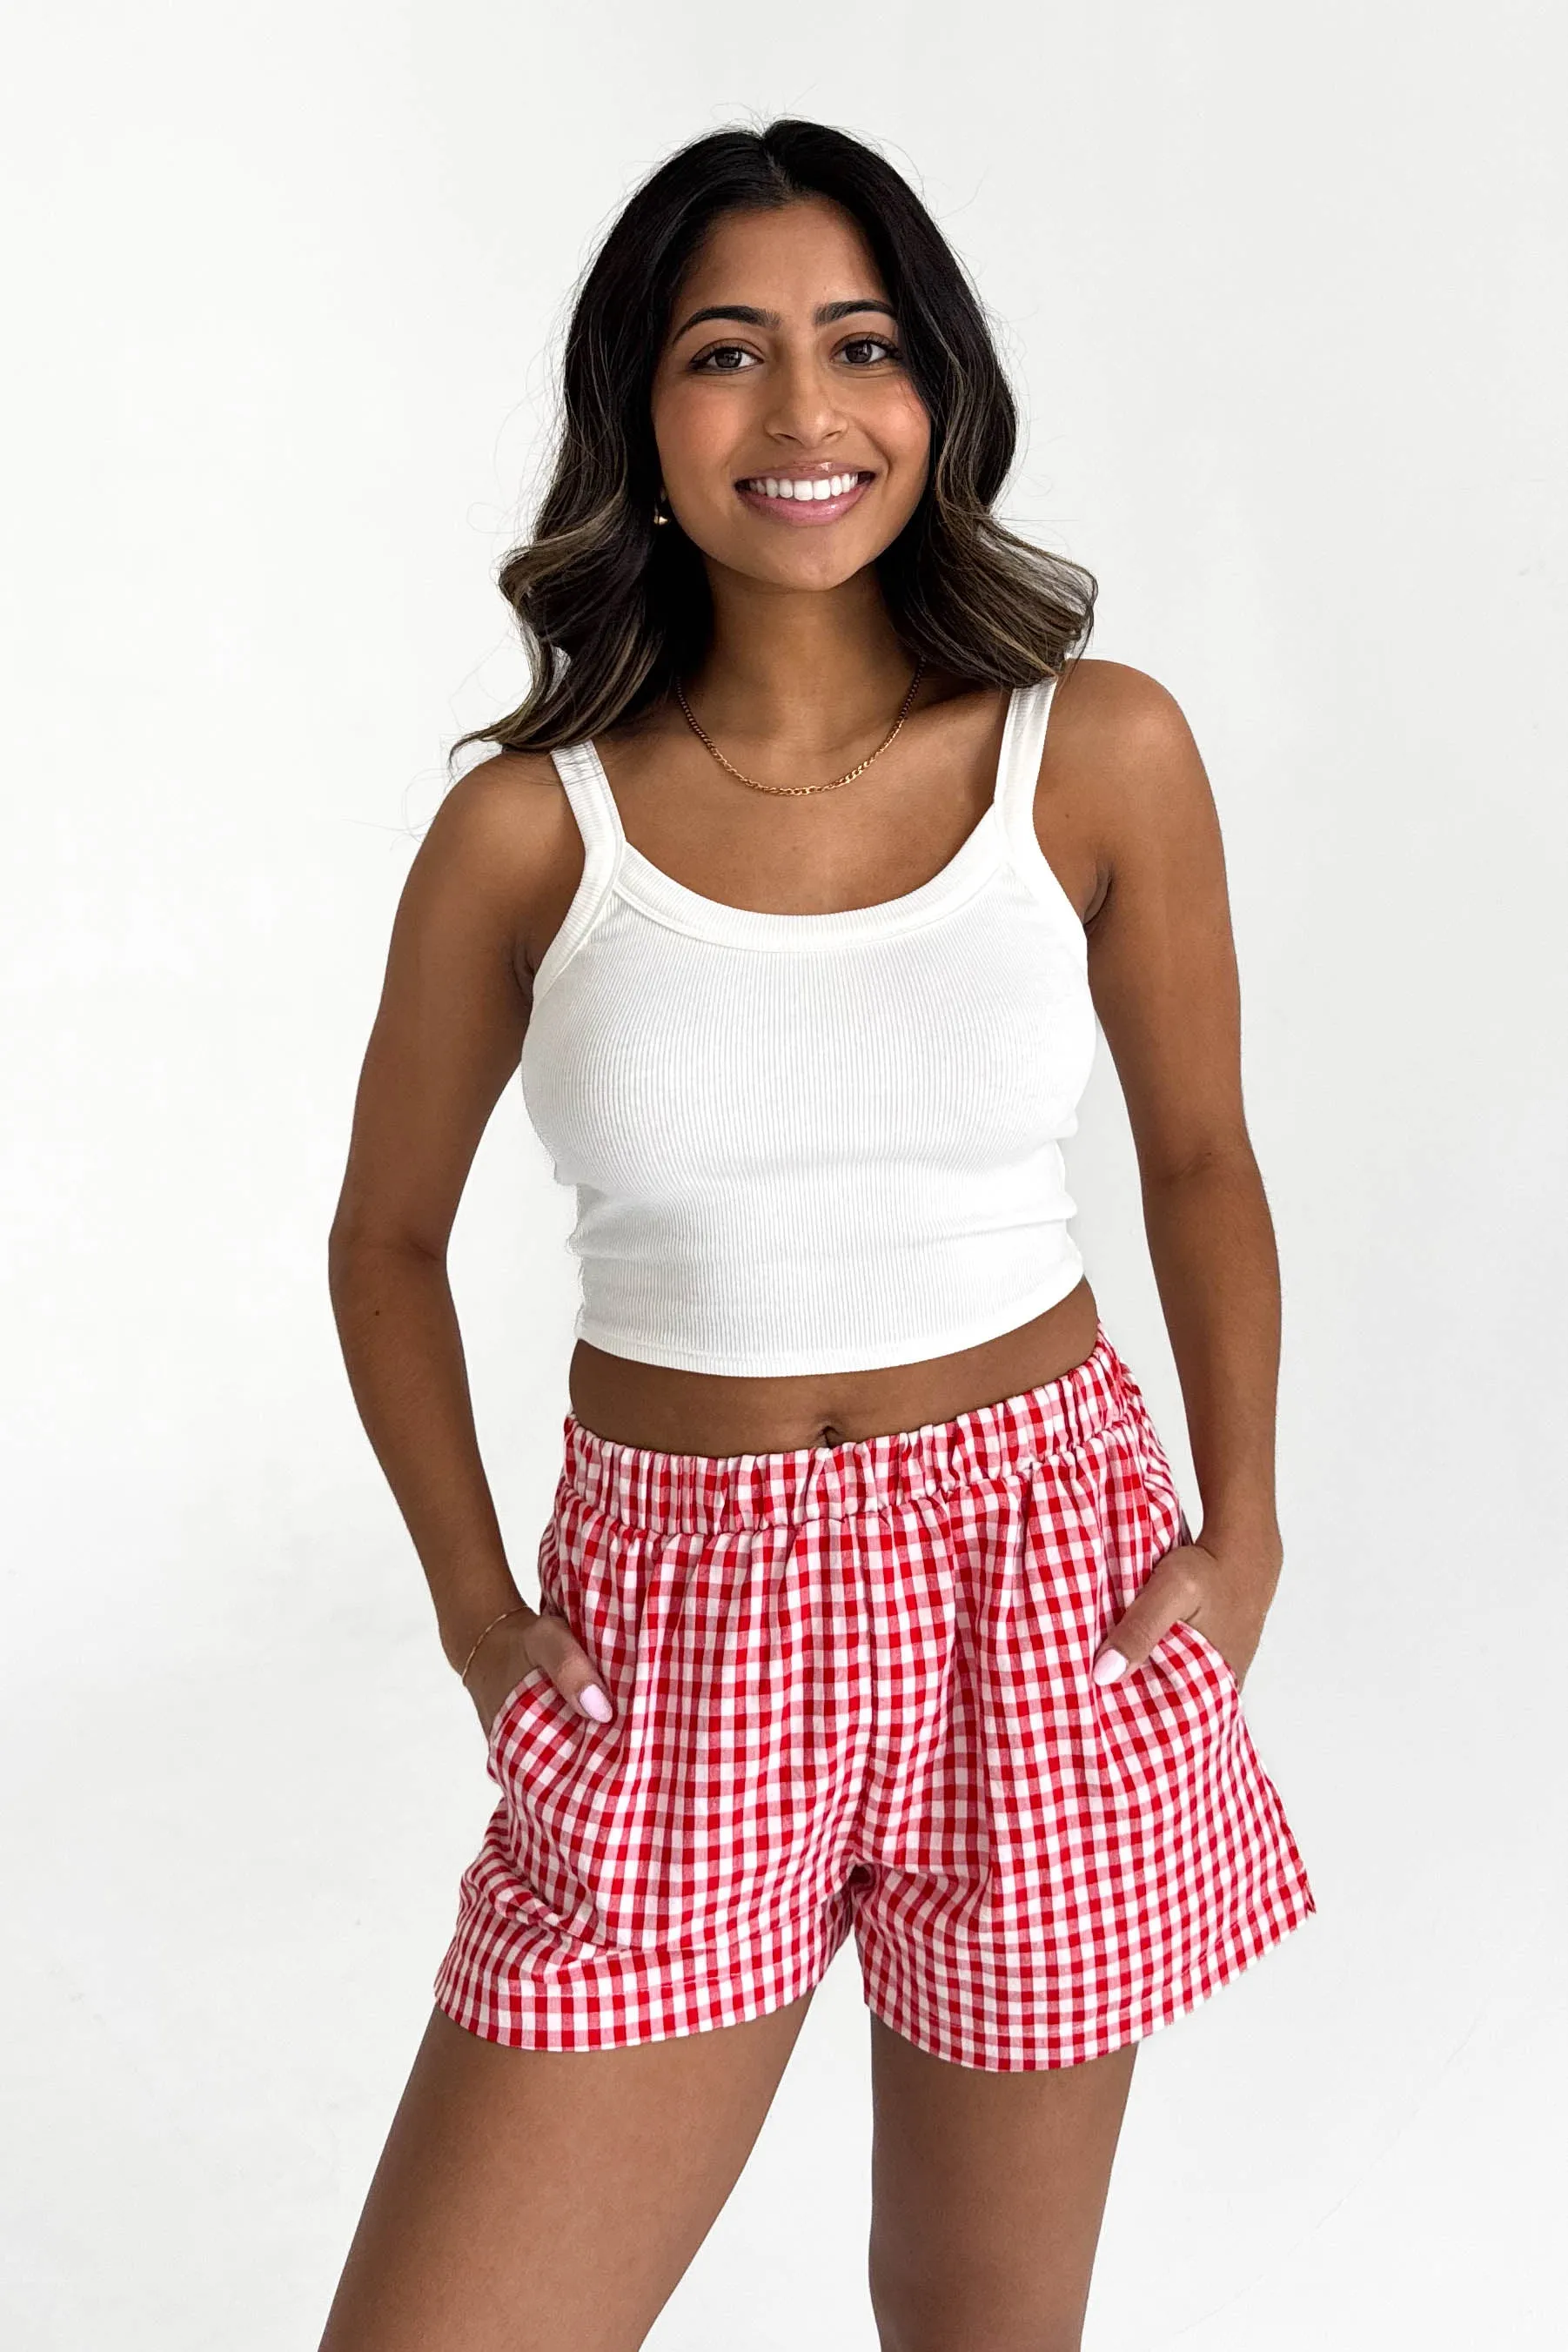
[1047,659,1206,796]
[399,750,593,982]
[1050,657,1194,747]
[1045,660,1216,849]
[412,748,582,898]
[432,747,570,834]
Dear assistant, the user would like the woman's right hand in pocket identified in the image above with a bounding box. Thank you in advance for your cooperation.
[466,1606,615,1741]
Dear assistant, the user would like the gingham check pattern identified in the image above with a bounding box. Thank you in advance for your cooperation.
[434,1323,1314,2068]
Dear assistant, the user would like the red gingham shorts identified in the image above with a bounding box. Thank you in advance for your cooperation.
[433,1324,1314,2069]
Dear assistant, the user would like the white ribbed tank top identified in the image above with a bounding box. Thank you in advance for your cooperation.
[519,674,1097,1377]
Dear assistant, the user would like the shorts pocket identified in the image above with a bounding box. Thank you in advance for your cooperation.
[486,1665,582,1796]
[1115,1415,1242,1694]
[1090,1421,1243,1811]
[1162,1505,1243,1699]
[483,1510,583,1779]
[1156,1613,1242,1706]
[1094,1605,1242,1820]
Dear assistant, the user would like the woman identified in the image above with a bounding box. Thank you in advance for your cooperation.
[320,117,1313,2352]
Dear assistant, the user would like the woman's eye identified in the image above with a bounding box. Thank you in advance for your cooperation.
[687,336,901,373]
[691,344,760,372]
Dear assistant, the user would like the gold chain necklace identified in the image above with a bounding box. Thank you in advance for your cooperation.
[673,657,926,798]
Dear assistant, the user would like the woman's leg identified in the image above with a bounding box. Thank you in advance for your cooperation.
[865,2014,1137,2352]
[318,1989,816,2352]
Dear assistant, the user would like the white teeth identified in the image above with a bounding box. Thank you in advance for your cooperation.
[746,472,862,501]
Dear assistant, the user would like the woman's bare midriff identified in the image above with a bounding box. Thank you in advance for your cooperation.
[566,1276,1100,1456]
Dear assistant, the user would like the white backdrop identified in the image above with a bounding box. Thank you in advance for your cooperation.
[3,3,1565,2345]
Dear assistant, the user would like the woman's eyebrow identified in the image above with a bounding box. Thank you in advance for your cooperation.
[670,298,896,341]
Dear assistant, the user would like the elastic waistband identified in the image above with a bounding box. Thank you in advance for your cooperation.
[557,1322,1143,1533]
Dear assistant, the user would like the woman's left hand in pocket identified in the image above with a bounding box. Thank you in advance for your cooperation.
[1091,1535,1281,1689]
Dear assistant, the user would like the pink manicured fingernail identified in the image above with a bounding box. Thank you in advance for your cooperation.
[578,1684,613,1721]
[1092,1649,1129,1685]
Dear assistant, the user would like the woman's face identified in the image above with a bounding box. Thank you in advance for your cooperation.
[649,196,932,595]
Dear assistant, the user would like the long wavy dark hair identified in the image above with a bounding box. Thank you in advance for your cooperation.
[448,119,1096,767]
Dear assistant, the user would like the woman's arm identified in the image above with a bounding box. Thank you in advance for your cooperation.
[327,756,613,1730]
[1064,661,1284,1683]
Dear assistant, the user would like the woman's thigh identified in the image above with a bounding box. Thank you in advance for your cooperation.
[866,2014,1137,2352]
[318,1990,816,2352]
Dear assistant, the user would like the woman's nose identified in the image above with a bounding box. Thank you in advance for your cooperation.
[761,352,846,449]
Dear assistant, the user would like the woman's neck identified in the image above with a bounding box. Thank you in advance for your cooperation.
[682,566,922,757]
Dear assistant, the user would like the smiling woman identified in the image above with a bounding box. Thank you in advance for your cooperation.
[671,290,898,520]
[321,114,1313,2352]
[445,121,1095,762]
[646,191,941,620]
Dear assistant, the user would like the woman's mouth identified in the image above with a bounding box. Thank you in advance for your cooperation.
[734,469,873,525]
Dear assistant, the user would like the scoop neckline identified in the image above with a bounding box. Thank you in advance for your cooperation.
[576,687,1020,948]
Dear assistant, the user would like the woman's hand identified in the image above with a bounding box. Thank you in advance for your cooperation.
[1091,1535,1281,1689]
[465,1605,616,1740]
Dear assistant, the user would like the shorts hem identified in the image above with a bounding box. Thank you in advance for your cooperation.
[861,1880,1317,2072]
[430,1930,846,2054]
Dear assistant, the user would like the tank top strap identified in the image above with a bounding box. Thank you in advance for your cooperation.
[550,738,626,858]
[990,673,1062,871]
[537,740,623,988]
